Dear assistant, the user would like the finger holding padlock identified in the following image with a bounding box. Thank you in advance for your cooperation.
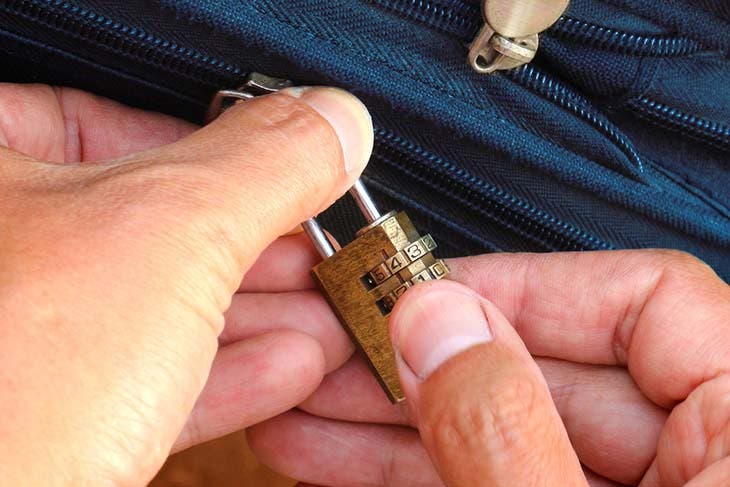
[212,73,450,405]
[307,180,449,404]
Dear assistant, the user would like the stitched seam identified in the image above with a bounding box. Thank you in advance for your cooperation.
[0,24,206,107]
[598,0,730,52]
[245,1,639,172]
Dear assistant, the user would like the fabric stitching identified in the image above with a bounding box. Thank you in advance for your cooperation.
[598,0,730,52]
[245,1,644,177]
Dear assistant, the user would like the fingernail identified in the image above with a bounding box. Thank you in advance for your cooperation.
[283,87,374,174]
[393,285,493,380]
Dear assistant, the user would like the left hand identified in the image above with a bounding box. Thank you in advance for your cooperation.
[0,83,370,486]
[248,250,730,487]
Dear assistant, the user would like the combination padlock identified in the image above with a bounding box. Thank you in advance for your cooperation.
[303,182,449,403]
[209,73,449,403]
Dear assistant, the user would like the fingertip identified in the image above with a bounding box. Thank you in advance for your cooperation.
[390,283,589,486]
[390,280,493,381]
[273,330,328,390]
[281,87,373,176]
[177,331,326,451]
[190,86,374,249]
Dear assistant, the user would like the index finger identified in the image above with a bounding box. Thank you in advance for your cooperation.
[448,250,730,407]
[0,84,196,163]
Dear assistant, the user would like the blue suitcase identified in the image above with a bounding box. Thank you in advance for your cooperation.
[1,0,728,278]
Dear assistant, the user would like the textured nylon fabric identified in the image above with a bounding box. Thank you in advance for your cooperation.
[0,0,727,278]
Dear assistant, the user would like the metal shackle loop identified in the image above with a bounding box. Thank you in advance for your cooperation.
[349,180,381,224]
[205,72,383,262]
[304,181,383,259]
[302,219,337,259]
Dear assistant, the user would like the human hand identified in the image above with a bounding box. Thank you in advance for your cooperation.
[0,84,371,486]
[249,250,730,486]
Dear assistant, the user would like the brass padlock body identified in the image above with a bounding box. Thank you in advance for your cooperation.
[311,212,448,403]
[204,74,451,402]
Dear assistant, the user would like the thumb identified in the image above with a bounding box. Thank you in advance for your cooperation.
[390,280,589,487]
[134,86,372,273]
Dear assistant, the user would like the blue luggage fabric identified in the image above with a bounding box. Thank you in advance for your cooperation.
[0,0,728,278]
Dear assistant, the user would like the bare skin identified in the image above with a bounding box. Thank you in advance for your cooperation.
[0,84,372,486]
[1,85,728,487]
[248,253,730,487]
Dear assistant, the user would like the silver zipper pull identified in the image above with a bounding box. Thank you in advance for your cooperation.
[205,73,294,123]
[469,0,569,74]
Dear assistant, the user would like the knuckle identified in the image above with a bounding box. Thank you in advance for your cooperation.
[647,249,718,283]
[649,249,722,298]
[228,94,343,175]
[653,249,706,270]
[426,374,542,457]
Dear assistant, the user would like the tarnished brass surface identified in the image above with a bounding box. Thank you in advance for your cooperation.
[311,212,448,403]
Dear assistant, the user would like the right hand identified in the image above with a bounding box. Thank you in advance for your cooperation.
[249,250,730,487]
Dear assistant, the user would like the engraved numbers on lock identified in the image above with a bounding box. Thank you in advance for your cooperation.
[376,260,449,314]
[386,251,408,273]
[405,234,437,260]
[362,234,447,315]
[361,235,437,291]
[430,260,448,279]
[405,241,426,260]
[412,261,447,284]
[371,263,392,284]
[376,282,411,315]
[411,269,431,284]
[362,263,389,290]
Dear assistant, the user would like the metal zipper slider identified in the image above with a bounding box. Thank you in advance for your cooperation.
[469,0,569,74]
[205,73,294,123]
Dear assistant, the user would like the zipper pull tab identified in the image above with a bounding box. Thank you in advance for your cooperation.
[469,0,569,74]
[205,73,293,123]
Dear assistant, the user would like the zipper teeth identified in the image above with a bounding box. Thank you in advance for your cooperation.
[629,96,730,151]
[1,1,709,247]
[507,65,646,179]
[8,0,713,166]
[375,1,725,150]
[376,1,726,149]
[371,0,480,39]
[375,2,648,179]
[3,0,242,85]
[363,176,503,252]
[373,0,707,59]
[550,16,706,57]
[1,0,602,252]
[375,128,613,251]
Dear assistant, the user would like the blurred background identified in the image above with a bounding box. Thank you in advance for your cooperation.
[150,431,294,487]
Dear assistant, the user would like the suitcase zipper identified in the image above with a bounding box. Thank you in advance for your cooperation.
[372,128,610,251]
[7,0,728,251]
[375,0,729,151]
[1,0,615,251]
[1,0,244,87]
[550,16,705,57]
[5,0,726,153]
[213,72,610,251]
[628,97,730,151]
[375,0,707,57]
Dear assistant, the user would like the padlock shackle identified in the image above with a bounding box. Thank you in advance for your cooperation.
[303,218,336,258]
[350,179,381,224]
